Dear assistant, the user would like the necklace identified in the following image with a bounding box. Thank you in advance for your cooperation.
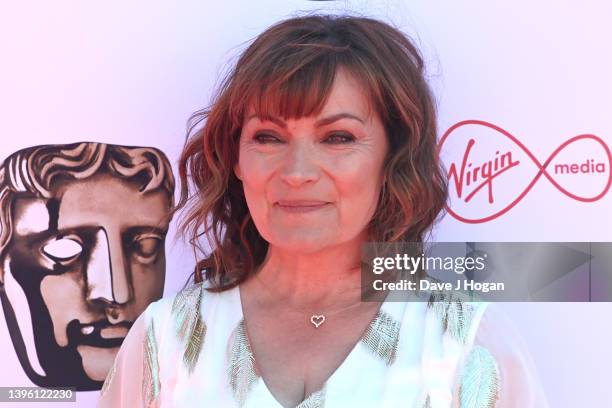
[253,274,366,329]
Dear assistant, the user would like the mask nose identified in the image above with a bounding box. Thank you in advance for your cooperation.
[86,229,131,307]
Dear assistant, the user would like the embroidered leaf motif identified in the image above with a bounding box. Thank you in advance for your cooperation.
[297,388,326,408]
[360,310,401,366]
[428,291,475,343]
[143,320,161,406]
[171,283,202,339]
[227,319,259,406]
[459,346,500,408]
[171,283,207,373]
[184,316,207,374]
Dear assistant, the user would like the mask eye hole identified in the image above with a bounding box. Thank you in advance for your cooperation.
[42,238,83,264]
[131,234,162,264]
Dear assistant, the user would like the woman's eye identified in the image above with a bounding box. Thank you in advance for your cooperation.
[253,132,282,144]
[43,238,83,264]
[324,132,356,144]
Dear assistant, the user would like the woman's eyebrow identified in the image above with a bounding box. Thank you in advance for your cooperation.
[315,113,365,127]
[245,114,287,128]
[245,112,365,128]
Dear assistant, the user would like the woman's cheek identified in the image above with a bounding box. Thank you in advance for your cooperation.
[242,148,282,179]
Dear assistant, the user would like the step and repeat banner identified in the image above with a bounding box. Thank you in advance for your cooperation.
[0,1,610,407]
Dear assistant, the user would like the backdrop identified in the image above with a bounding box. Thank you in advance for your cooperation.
[0,1,610,406]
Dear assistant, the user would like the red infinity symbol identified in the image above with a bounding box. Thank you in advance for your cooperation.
[438,120,612,224]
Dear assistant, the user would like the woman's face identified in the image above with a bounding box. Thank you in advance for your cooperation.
[236,69,388,253]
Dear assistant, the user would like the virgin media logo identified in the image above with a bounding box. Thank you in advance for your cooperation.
[438,120,612,223]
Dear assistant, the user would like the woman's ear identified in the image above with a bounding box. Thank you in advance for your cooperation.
[234,163,242,180]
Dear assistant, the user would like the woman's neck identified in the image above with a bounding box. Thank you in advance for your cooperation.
[253,238,365,308]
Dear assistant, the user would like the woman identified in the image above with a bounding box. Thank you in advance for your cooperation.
[98,15,547,407]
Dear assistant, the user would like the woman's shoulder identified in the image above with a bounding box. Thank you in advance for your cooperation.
[423,290,489,346]
[143,282,206,323]
[135,282,242,372]
[144,281,240,325]
[416,292,499,406]
[141,282,242,344]
[392,287,489,345]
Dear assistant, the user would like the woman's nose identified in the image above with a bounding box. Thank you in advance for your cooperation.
[279,141,321,187]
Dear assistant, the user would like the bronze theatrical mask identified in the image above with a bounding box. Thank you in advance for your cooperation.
[0,142,174,390]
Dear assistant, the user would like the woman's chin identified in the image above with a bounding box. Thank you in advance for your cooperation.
[268,234,335,254]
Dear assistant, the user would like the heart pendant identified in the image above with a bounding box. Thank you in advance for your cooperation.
[310,315,325,328]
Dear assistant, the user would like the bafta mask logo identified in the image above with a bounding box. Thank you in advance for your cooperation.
[0,142,175,390]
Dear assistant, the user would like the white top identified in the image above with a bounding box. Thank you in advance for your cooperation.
[98,282,548,407]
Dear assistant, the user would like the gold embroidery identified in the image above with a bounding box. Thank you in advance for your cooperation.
[172,284,201,338]
[227,319,259,406]
[171,283,207,373]
[183,316,206,374]
[143,319,161,407]
[428,291,475,343]
[360,310,401,365]
[297,388,326,408]
[459,346,500,408]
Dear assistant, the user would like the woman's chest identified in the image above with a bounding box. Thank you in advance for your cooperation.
[155,289,472,408]
[160,333,431,408]
[243,307,380,407]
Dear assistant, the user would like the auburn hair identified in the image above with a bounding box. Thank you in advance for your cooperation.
[176,15,448,290]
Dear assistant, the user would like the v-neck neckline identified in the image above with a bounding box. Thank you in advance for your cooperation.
[233,284,397,408]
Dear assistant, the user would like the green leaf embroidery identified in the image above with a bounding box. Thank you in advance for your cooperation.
[459,346,501,408]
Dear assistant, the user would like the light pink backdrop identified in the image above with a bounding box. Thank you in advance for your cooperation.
[0,1,610,406]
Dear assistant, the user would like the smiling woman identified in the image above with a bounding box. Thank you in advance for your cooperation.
[235,68,388,254]
[98,14,547,407]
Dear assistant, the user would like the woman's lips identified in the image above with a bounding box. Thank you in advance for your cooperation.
[275,200,331,213]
